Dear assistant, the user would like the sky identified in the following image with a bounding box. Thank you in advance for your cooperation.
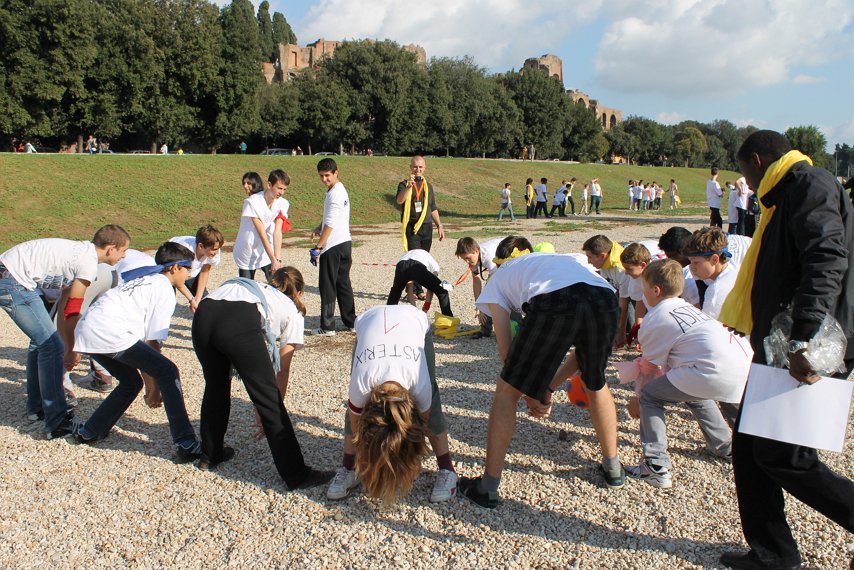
[223,0,854,154]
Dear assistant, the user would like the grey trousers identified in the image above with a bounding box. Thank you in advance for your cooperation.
[640,374,733,468]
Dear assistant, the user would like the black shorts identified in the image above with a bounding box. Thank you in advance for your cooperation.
[501,284,618,400]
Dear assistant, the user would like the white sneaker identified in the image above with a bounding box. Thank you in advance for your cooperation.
[326,466,359,500]
[625,459,673,489]
[311,328,336,336]
[429,469,458,503]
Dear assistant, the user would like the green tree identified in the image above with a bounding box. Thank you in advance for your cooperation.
[621,116,669,165]
[606,124,639,165]
[467,79,522,157]
[294,70,351,154]
[785,125,828,163]
[564,102,604,162]
[257,1,274,60]
[257,81,300,148]
[271,12,296,46]
[672,125,708,167]
[500,69,569,159]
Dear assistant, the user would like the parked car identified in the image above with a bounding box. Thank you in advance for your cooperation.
[314,151,335,156]
[128,150,151,154]
[259,148,292,156]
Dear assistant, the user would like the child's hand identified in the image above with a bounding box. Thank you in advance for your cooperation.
[63,350,81,371]
[524,395,552,419]
[190,298,199,313]
[637,357,660,376]
[627,396,640,419]
[252,410,265,441]
[144,386,163,408]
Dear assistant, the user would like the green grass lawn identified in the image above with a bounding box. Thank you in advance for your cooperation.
[0,154,738,249]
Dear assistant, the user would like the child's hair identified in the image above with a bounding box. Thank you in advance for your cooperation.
[685,227,729,262]
[242,171,264,194]
[620,243,651,267]
[658,227,692,257]
[154,242,194,265]
[570,177,577,182]
[92,224,130,247]
[642,259,684,298]
[582,234,612,255]
[268,169,291,186]
[195,224,224,249]
[711,166,719,175]
[455,236,479,257]
[353,382,429,504]
[504,182,510,188]
[270,266,306,315]
[540,177,547,183]
[526,177,533,185]
[317,157,337,172]
[495,235,533,261]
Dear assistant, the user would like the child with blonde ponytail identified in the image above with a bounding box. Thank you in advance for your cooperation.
[327,304,457,504]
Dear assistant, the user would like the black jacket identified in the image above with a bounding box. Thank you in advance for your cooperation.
[750,161,854,367]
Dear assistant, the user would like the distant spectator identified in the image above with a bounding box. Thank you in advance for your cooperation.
[86,135,97,156]
[24,142,37,153]
[160,143,168,155]
[706,167,723,227]
[239,141,247,154]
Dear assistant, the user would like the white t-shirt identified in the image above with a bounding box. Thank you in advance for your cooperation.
[702,262,739,319]
[535,184,548,202]
[74,274,176,353]
[552,188,565,205]
[349,305,432,414]
[0,239,98,291]
[500,187,511,204]
[727,187,740,224]
[399,249,440,274]
[682,266,700,306]
[477,253,614,316]
[321,182,351,252]
[582,187,588,200]
[706,179,723,208]
[726,234,752,267]
[233,192,289,270]
[169,236,221,278]
[206,282,305,349]
[115,249,156,283]
[638,297,751,402]
[598,266,631,299]
[736,177,750,209]
[478,238,502,275]
[590,182,602,197]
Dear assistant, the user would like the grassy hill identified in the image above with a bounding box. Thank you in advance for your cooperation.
[0,153,738,249]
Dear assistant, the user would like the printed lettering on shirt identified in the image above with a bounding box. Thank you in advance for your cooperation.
[120,278,153,297]
[354,343,422,365]
[668,304,712,333]
[39,274,72,290]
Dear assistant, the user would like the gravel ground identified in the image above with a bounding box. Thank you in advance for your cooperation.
[1,215,851,569]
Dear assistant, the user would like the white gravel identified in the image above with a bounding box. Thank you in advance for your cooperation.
[1,215,851,569]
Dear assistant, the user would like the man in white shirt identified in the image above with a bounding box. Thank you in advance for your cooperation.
[706,167,724,228]
[533,178,550,218]
[310,158,356,336]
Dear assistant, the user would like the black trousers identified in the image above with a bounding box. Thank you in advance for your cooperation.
[318,241,356,331]
[403,221,433,252]
[735,207,747,236]
[533,201,549,218]
[709,207,723,228]
[386,259,453,316]
[732,387,854,566]
[566,196,575,214]
[192,299,311,488]
[238,265,272,283]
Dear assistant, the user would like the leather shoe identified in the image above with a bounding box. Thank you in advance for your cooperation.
[719,550,801,570]
[197,446,235,471]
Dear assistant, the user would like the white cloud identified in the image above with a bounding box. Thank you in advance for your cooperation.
[792,74,826,84]
[656,111,689,125]
[297,0,599,70]
[593,0,854,97]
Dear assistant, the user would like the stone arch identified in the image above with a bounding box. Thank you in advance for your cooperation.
[610,114,618,129]
[601,113,608,128]
[576,99,588,109]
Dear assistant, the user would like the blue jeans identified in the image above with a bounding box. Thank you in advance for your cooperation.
[497,203,515,221]
[84,341,197,447]
[0,276,69,431]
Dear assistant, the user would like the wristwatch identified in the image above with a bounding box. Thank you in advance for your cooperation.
[788,340,809,353]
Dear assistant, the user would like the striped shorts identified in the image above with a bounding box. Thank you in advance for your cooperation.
[501,284,618,400]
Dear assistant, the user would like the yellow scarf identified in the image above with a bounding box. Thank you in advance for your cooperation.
[602,240,624,270]
[719,150,812,334]
[492,248,531,266]
[401,178,430,251]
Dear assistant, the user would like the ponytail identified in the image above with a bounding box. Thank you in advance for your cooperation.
[270,266,306,315]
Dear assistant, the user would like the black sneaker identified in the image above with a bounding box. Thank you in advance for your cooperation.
[600,464,626,489]
[46,415,83,440]
[719,550,801,569]
[197,446,235,470]
[174,440,203,463]
[290,468,335,491]
[457,476,499,509]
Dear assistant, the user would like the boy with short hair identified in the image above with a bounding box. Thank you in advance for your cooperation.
[625,259,751,488]
[706,167,724,227]
[310,158,356,336]
[455,236,503,338]
[170,224,225,312]
[458,236,625,508]
[533,178,550,218]
[657,226,702,307]
[386,249,454,317]
[497,183,514,221]
[0,225,130,438]
[72,242,203,461]
[685,227,739,319]
[582,235,635,348]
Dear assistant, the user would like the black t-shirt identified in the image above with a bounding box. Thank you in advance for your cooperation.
[397,179,438,223]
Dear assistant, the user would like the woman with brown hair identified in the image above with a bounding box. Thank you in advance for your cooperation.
[327,304,457,504]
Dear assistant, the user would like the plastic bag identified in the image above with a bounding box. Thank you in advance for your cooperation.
[763,309,847,376]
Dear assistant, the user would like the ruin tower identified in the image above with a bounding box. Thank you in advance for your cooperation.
[522,54,563,84]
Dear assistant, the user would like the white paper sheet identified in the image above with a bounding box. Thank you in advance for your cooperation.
[738,364,853,452]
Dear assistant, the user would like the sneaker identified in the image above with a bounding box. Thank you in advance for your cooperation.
[326,466,359,500]
[65,390,78,408]
[175,440,203,463]
[88,374,115,393]
[429,469,458,503]
[197,446,235,470]
[46,415,84,440]
[27,411,44,422]
[719,550,802,569]
[625,459,672,489]
[457,476,499,509]
[310,328,336,337]
[346,327,356,333]
[600,464,627,489]
[292,468,335,491]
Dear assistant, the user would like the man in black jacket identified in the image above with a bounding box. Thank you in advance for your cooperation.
[720,130,854,570]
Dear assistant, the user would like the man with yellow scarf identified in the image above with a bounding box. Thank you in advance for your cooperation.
[396,155,445,252]
[718,130,854,570]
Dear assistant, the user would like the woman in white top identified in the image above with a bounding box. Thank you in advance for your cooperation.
[232,170,289,282]
[192,267,332,490]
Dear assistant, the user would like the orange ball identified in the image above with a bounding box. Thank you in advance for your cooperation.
[565,374,589,408]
